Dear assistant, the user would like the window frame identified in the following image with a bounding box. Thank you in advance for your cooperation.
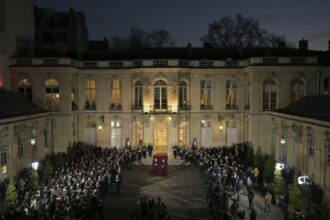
[154,80,168,111]
[263,79,277,111]
[307,134,315,157]
[200,79,212,110]
[290,78,305,103]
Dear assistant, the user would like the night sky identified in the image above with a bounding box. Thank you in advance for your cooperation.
[35,0,330,50]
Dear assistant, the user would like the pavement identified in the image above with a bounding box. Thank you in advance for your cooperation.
[102,157,284,220]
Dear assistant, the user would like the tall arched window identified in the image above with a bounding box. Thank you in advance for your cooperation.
[263,79,277,110]
[179,81,188,110]
[45,79,60,111]
[19,79,32,101]
[200,80,212,110]
[307,133,315,157]
[154,80,167,110]
[134,81,143,109]
[110,80,121,110]
[290,79,305,103]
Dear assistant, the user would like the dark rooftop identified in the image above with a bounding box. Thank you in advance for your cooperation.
[0,90,47,120]
[276,95,330,122]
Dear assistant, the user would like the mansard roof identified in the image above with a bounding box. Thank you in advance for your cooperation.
[0,89,47,119]
[276,95,330,122]
[82,47,326,61]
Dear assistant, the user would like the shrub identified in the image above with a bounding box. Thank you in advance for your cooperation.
[4,178,18,209]
[29,170,39,192]
[274,169,284,196]
[288,182,305,212]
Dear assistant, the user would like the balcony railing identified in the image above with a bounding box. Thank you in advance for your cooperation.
[225,105,239,110]
[179,104,191,110]
[10,56,318,69]
[200,104,213,110]
[84,101,96,111]
[132,105,143,111]
[109,103,122,111]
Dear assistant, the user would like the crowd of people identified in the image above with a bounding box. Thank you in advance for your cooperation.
[1,142,131,219]
[174,143,258,220]
[131,197,170,220]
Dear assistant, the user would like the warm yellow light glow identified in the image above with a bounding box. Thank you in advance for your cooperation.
[171,105,178,113]
[98,124,103,131]
[150,116,154,121]
[168,116,172,121]
[143,105,151,113]
[219,124,223,130]
[55,94,60,98]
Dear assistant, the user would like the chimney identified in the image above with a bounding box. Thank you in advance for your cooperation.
[299,38,308,51]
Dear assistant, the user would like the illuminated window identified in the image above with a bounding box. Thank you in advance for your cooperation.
[154,80,167,110]
[263,79,277,110]
[200,80,211,110]
[226,79,238,110]
[111,120,121,147]
[290,79,305,103]
[226,121,238,147]
[45,79,60,111]
[85,80,96,110]
[134,81,143,109]
[307,134,315,157]
[135,123,143,146]
[18,79,32,101]
[179,81,188,109]
[0,134,8,165]
[110,80,121,110]
[201,120,212,147]
[179,124,187,147]
[0,0,4,31]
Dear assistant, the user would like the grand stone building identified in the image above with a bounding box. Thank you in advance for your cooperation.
[1,0,330,200]
[5,47,330,198]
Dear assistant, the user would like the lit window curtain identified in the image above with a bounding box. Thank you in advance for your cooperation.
[111,80,121,108]
[201,80,211,108]
[226,80,237,109]
[86,80,96,110]
[179,81,188,108]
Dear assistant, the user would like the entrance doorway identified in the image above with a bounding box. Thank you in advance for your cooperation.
[154,125,167,154]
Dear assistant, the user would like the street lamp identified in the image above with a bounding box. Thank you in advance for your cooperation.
[275,162,285,171]
[298,175,312,215]
[280,127,286,145]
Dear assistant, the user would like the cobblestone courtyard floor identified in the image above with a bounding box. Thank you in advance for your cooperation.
[102,159,283,220]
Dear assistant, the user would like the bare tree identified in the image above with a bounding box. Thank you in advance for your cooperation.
[128,27,151,49]
[149,30,175,48]
[108,36,129,51]
[201,14,288,49]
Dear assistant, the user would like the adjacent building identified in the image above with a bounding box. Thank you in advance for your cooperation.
[0,0,35,89]
[35,7,89,58]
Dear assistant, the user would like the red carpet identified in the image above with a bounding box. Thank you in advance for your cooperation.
[150,154,168,176]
